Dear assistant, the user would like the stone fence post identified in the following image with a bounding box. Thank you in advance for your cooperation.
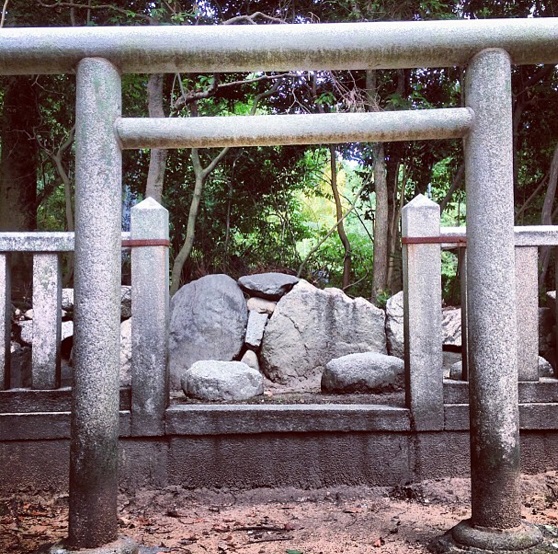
[515,247,539,381]
[130,198,169,436]
[402,194,444,431]
[0,254,9,390]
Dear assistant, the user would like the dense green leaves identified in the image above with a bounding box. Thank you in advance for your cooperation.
[2,0,558,300]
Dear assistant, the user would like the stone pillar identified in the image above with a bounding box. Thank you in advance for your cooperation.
[0,254,10,390]
[458,248,468,381]
[434,48,543,552]
[130,198,169,436]
[32,253,61,389]
[66,58,136,553]
[402,194,443,431]
[515,247,539,381]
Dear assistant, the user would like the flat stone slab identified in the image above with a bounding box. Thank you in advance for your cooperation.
[182,360,264,401]
[244,310,268,349]
[238,272,299,300]
[322,352,404,394]
[247,297,276,314]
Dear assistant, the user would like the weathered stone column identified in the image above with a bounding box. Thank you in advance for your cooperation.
[64,58,136,554]
[130,198,169,436]
[433,48,543,552]
[402,194,443,431]
[515,247,539,381]
[32,253,62,389]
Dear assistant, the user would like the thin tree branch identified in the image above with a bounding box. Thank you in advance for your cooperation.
[1,0,9,27]
[37,1,151,21]
[224,11,286,25]
[173,72,296,111]
[297,182,366,278]
[439,163,464,214]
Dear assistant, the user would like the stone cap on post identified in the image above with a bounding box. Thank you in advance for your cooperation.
[402,194,444,431]
[130,197,169,437]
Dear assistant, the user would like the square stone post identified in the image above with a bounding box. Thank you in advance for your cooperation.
[458,248,468,381]
[130,198,169,436]
[64,58,136,554]
[32,253,62,389]
[402,194,444,431]
[434,48,543,552]
[0,253,10,390]
[515,247,539,381]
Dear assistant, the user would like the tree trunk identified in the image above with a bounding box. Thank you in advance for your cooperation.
[371,142,389,303]
[169,146,229,295]
[0,76,39,299]
[170,167,204,296]
[145,74,167,202]
[329,145,351,289]
[366,70,390,304]
[539,143,558,287]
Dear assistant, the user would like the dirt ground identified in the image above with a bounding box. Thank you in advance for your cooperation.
[2,473,558,554]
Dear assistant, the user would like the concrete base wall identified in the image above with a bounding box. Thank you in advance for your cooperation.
[3,431,558,494]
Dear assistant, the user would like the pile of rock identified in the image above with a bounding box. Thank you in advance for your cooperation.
[9,286,132,388]
[171,272,403,401]
[9,273,557,400]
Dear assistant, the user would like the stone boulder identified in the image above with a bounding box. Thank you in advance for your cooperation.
[321,352,404,393]
[238,272,299,300]
[442,307,462,348]
[247,297,276,315]
[169,274,248,389]
[181,360,263,401]
[244,310,268,349]
[260,280,386,385]
[449,356,555,380]
[385,292,463,358]
[240,349,260,371]
[120,318,132,387]
[385,291,404,358]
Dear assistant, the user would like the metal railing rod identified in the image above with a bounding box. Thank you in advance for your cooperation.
[117,108,474,150]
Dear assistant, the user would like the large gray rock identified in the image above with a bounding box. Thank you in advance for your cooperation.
[385,291,463,356]
[260,280,386,385]
[238,272,299,300]
[182,360,263,401]
[321,352,404,393]
[442,307,462,348]
[449,356,555,380]
[169,274,248,389]
[385,291,404,358]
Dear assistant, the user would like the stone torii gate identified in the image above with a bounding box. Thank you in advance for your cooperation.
[2,18,558,554]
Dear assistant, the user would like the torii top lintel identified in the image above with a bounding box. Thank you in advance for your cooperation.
[1,18,558,75]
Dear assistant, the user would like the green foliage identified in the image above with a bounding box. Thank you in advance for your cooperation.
[4,0,558,301]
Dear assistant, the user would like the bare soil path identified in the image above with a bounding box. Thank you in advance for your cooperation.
[2,473,558,553]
